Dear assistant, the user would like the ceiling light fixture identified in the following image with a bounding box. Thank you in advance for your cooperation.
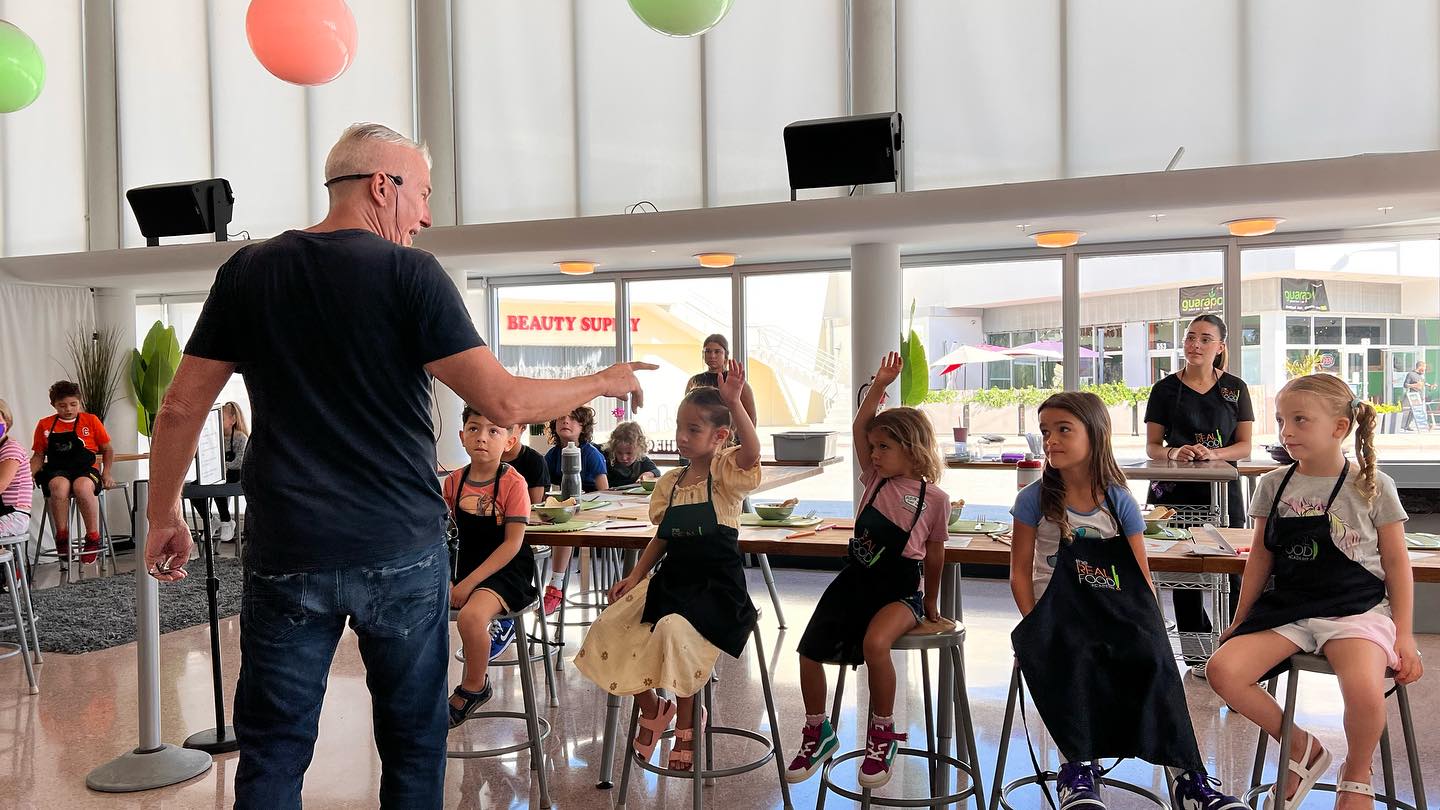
[556,260,596,276]
[1031,230,1085,248]
[1223,217,1284,237]
[694,252,737,268]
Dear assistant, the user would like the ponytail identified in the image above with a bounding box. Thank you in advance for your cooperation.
[1354,400,1378,505]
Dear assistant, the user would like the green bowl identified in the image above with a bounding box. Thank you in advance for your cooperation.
[948,506,964,525]
[1144,518,1169,535]
[640,480,657,493]
[533,504,579,524]
[753,503,795,521]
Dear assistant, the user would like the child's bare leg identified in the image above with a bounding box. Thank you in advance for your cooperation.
[1207,631,1318,798]
[47,477,71,536]
[1324,637,1388,808]
[799,655,828,716]
[454,589,504,692]
[862,603,922,719]
[72,476,99,536]
[551,546,573,580]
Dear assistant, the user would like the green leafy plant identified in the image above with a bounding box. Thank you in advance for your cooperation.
[1374,402,1403,414]
[969,387,1017,410]
[922,389,961,405]
[65,326,126,423]
[131,321,181,438]
[1285,352,1325,379]
[898,299,929,407]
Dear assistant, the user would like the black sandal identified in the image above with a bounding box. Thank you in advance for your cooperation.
[447,679,492,728]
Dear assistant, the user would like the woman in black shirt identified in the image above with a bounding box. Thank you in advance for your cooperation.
[1143,314,1253,671]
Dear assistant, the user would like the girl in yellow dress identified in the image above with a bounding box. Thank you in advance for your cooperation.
[575,361,761,772]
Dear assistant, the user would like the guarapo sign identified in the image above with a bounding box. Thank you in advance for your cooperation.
[1178,284,1224,317]
[1280,278,1329,312]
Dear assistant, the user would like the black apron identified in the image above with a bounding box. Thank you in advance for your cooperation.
[1152,372,1244,527]
[42,415,98,478]
[1232,464,1386,675]
[450,463,538,611]
[1011,489,1203,769]
[641,471,756,658]
[798,478,926,666]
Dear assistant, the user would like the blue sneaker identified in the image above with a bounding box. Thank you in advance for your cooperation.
[1056,762,1106,809]
[1171,770,1246,810]
[489,618,516,661]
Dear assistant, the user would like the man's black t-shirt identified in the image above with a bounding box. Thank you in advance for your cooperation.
[185,229,485,573]
[506,444,550,494]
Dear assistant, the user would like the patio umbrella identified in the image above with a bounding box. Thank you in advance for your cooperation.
[1005,340,1100,360]
[930,343,1013,375]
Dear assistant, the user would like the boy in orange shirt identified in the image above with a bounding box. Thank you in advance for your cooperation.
[442,408,537,727]
[30,380,114,563]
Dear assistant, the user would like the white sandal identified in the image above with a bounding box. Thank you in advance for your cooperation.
[1336,760,1376,802]
[1263,732,1331,810]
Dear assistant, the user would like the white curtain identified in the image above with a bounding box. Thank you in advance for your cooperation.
[0,283,95,454]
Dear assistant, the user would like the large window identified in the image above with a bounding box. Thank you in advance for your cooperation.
[494,282,619,444]
[625,276,734,446]
[1241,239,1440,456]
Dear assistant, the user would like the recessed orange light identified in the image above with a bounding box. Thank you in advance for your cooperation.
[556,260,596,275]
[1223,217,1284,237]
[1031,230,1085,248]
[694,252,737,268]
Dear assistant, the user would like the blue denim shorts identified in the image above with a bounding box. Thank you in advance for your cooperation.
[899,591,925,623]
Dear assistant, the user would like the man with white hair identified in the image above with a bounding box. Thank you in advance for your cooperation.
[142,123,653,808]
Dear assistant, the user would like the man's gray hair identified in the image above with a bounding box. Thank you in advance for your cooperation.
[324,123,431,182]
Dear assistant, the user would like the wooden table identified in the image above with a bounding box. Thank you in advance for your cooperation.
[114,452,149,463]
[649,453,843,469]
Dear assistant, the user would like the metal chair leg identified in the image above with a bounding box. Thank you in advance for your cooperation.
[751,625,794,810]
[514,619,551,808]
[988,663,1021,810]
[755,553,787,628]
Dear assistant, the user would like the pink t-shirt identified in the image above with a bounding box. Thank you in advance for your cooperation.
[857,469,949,560]
[0,437,33,511]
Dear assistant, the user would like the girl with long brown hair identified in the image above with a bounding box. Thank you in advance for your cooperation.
[1010,392,1244,809]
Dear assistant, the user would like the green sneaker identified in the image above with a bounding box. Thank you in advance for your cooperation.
[785,719,839,783]
[857,723,907,789]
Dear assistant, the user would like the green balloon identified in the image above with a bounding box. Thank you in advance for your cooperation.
[627,0,734,37]
[0,21,43,113]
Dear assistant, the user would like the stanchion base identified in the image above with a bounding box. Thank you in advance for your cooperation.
[184,726,240,754]
[86,744,213,792]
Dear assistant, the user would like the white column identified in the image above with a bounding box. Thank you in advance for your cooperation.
[851,243,901,504]
[414,0,459,227]
[434,266,469,469]
[83,0,122,250]
[849,0,897,196]
[95,288,137,535]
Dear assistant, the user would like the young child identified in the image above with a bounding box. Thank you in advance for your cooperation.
[1009,392,1244,810]
[1208,373,1422,810]
[443,408,538,728]
[502,424,549,506]
[0,398,34,541]
[542,406,609,615]
[190,401,249,542]
[575,362,761,772]
[605,421,660,487]
[30,380,114,564]
[786,352,949,789]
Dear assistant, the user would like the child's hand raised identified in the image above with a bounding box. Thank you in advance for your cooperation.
[717,359,746,404]
[873,351,903,389]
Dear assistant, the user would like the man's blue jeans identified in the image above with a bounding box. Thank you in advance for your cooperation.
[233,544,450,809]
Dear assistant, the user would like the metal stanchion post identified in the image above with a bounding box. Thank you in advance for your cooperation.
[87,480,214,792]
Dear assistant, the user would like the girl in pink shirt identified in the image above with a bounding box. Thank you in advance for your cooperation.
[787,352,950,789]
[0,398,33,539]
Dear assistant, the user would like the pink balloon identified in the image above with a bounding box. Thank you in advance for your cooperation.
[246,0,358,86]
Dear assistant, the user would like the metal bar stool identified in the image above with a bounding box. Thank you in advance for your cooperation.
[31,489,120,579]
[817,620,985,809]
[548,545,624,670]
[989,661,1170,810]
[446,595,553,809]
[0,548,38,694]
[615,612,792,810]
[0,533,40,667]
[452,546,559,707]
[1244,652,1427,810]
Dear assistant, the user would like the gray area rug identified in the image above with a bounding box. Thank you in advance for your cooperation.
[0,557,242,655]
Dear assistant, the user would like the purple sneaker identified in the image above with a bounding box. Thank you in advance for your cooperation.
[1171,770,1247,810]
[1056,762,1106,809]
[857,724,907,789]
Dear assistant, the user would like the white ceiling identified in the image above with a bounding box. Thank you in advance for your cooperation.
[3,150,1438,294]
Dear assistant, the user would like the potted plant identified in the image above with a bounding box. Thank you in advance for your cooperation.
[66,327,126,423]
[132,321,181,438]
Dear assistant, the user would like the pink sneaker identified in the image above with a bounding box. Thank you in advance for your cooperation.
[857,724,907,789]
[543,585,564,616]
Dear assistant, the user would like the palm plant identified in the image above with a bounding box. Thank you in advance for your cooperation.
[65,327,126,422]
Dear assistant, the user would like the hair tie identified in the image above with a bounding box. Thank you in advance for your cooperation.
[1352,398,1364,411]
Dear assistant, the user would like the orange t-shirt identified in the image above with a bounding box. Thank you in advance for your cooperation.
[32,413,110,457]
[442,464,532,525]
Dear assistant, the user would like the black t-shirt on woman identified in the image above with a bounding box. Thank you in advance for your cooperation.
[1144,370,1254,510]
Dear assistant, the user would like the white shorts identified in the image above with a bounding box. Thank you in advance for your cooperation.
[0,511,29,539]
[1270,608,1399,670]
